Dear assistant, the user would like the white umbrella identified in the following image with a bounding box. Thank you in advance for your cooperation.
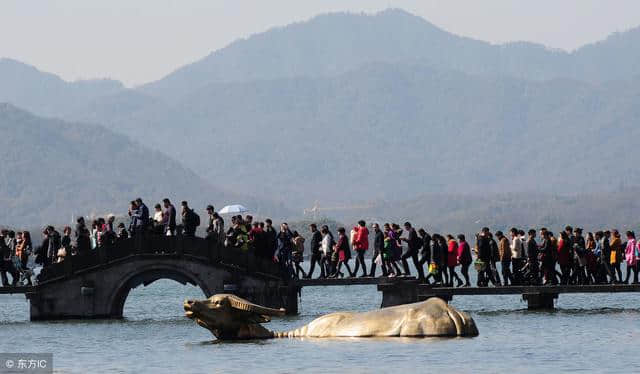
[218,204,249,215]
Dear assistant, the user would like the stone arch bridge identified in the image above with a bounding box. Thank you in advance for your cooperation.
[20,236,297,320]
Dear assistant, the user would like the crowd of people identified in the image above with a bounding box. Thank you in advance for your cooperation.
[2,198,640,287]
[215,217,640,286]
[0,198,206,286]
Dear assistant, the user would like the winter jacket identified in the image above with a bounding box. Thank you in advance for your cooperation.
[310,230,323,254]
[557,238,571,266]
[610,236,622,264]
[477,235,491,262]
[457,241,472,266]
[353,226,369,251]
[373,230,384,254]
[335,233,351,261]
[625,239,638,266]
[498,237,511,262]
[447,239,458,267]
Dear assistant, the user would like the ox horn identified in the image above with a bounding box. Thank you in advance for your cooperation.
[228,295,286,316]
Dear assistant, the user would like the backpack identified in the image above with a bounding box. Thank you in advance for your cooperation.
[192,210,200,227]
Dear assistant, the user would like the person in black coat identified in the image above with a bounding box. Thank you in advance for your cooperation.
[418,229,432,267]
[34,229,49,268]
[476,228,498,287]
[400,222,424,279]
[0,230,13,286]
[263,219,277,259]
[526,230,540,284]
[162,198,177,236]
[306,224,325,278]
[369,223,387,277]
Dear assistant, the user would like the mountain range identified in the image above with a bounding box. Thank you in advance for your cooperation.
[0,103,289,227]
[1,8,639,228]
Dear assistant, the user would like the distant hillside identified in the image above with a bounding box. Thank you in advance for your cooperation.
[140,9,640,101]
[0,104,289,227]
[2,9,640,220]
[0,58,126,118]
[107,63,640,207]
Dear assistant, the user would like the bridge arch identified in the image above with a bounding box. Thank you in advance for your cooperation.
[107,261,217,318]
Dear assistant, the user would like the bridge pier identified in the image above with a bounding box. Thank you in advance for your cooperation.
[522,293,558,310]
[378,281,419,308]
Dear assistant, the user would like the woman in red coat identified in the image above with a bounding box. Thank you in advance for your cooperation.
[330,227,354,278]
[446,234,464,287]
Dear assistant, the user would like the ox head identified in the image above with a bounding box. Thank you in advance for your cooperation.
[184,294,285,339]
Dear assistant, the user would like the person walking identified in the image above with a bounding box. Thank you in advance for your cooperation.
[370,223,387,277]
[418,229,432,276]
[181,201,199,237]
[331,227,354,278]
[276,223,295,278]
[382,230,398,277]
[0,230,14,286]
[60,226,72,259]
[153,204,165,234]
[557,231,572,284]
[264,219,278,260]
[526,229,540,285]
[162,198,177,236]
[539,230,557,285]
[510,228,525,284]
[400,222,424,280]
[306,224,325,278]
[457,234,472,287]
[15,231,32,286]
[291,231,307,279]
[425,234,445,285]
[610,229,624,283]
[320,226,334,276]
[352,221,369,277]
[496,231,513,286]
[488,233,502,286]
[476,228,497,287]
[601,231,615,283]
[131,198,150,235]
[46,226,61,267]
[446,234,463,287]
[624,231,639,284]
[384,224,403,276]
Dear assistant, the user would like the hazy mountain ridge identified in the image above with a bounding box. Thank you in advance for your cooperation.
[139,9,640,101]
[111,63,640,204]
[0,103,289,227]
[0,58,125,118]
[2,9,640,226]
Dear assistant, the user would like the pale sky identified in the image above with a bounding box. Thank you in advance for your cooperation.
[1,0,639,86]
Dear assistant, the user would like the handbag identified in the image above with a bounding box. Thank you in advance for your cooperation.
[374,254,382,266]
[474,259,486,272]
[57,247,67,259]
[428,263,439,275]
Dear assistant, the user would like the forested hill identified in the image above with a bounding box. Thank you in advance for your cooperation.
[140,9,640,101]
[0,103,289,227]
[106,64,640,206]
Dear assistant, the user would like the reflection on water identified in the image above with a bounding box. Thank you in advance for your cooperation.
[1,271,640,373]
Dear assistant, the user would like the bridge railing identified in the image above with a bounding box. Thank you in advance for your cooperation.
[37,234,282,283]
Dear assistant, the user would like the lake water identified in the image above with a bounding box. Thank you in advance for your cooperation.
[1,265,639,373]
